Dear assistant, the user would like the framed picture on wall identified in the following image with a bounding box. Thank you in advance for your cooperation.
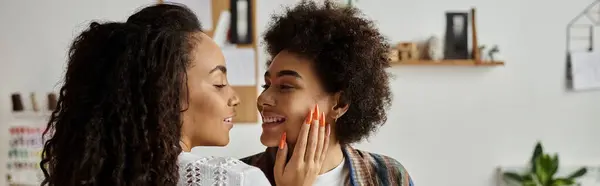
[444,12,469,59]
[229,0,253,44]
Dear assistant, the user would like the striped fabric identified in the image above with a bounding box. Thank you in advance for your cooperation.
[241,146,414,186]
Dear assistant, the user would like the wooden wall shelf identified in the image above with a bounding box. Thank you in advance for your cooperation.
[390,60,504,66]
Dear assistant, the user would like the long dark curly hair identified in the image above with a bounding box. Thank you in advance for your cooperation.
[263,0,392,144]
[39,4,202,186]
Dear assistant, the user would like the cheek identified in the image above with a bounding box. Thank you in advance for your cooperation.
[186,84,228,129]
[277,93,315,143]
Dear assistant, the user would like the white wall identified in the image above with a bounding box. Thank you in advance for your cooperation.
[1,0,600,186]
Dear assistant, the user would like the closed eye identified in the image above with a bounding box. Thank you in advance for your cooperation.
[214,84,227,89]
[279,85,293,89]
[261,84,294,91]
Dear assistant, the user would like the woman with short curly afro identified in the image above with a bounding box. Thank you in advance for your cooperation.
[242,1,414,186]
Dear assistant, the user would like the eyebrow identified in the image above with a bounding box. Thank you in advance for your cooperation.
[209,65,227,74]
[264,70,303,79]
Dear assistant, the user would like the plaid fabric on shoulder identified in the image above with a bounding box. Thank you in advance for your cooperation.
[241,146,413,186]
[343,146,414,186]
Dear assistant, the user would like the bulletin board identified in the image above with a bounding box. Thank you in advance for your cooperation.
[158,0,259,123]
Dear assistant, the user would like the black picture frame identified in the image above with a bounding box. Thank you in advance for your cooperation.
[444,12,469,59]
[229,0,253,44]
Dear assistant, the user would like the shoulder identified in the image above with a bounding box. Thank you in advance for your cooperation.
[240,151,267,165]
[178,152,247,170]
[348,148,414,186]
[178,152,270,186]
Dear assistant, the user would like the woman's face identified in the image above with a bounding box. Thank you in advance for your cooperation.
[257,50,335,147]
[181,33,240,147]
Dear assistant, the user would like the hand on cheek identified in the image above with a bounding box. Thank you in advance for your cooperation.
[275,104,330,186]
[286,102,319,146]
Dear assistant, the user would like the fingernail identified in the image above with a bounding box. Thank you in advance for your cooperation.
[279,132,286,149]
[305,109,312,125]
[312,104,320,121]
[320,112,325,126]
[326,124,331,137]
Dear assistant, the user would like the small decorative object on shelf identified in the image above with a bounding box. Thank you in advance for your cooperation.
[11,93,24,112]
[397,42,419,61]
[388,47,399,63]
[30,93,39,112]
[47,93,57,111]
[477,45,486,60]
[426,35,444,61]
[487,45,499,61]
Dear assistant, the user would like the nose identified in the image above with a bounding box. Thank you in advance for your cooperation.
[228,88,240,107]
[257,90,274,110]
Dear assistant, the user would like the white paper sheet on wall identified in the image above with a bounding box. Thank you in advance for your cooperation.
[223,48,256,86]
[5,114,48,186]
[570,52,600,91]
[164,0,213,30]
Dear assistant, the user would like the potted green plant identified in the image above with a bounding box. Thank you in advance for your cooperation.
[502,142,588,186]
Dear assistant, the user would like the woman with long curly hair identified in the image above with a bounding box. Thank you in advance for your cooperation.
[40,3,328,186]
[242,1,414,186]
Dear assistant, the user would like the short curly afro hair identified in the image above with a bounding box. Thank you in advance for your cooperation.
[263,0,392,145]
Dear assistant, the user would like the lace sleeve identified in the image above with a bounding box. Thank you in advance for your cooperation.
[178,155,271,186]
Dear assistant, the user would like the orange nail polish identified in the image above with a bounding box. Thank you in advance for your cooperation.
[305,109,312,125]
[312,104,320,121]
[320,112,325,126]
[279,132,286,149]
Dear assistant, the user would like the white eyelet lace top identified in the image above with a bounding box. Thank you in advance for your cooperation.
[177,151,271,186]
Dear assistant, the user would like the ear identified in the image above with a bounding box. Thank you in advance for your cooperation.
[330,91,350,120]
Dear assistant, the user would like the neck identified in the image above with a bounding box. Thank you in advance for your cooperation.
[180,138,192,152]
[319,142,344,174]
[285,140,345,174]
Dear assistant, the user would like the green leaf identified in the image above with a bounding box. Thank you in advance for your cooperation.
[522,180,538,186]
[551,178,575,186]
[503,172,524,182]
[522,174,534,182]
[535,155,552,185]
[549,154,559,177]
[531,142,544,172]
[567,167,587,179]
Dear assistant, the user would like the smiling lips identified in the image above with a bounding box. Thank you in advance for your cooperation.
[261,112,287,126]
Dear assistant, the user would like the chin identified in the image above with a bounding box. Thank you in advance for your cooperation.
[201,135,230,147]
[219,135,231,146]
[260,133,279,147]
[218,138,230,146]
